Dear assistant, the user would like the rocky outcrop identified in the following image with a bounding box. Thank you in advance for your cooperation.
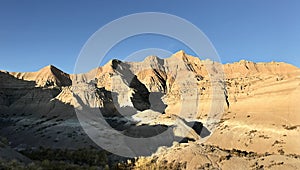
[9,65,71,87]
[0,50,299,157]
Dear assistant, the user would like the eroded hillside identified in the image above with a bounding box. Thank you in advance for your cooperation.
[0,50,300,169]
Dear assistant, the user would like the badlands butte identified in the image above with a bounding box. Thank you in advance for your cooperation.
[0,50,300,169]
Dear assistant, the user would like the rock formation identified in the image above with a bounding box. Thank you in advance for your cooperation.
[0,50,300,169]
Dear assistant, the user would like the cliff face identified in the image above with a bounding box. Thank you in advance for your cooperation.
[3,50,298,118]
[77,50,299,119]
[0,51,299,157]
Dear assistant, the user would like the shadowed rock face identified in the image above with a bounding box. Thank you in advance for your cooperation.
[0,71,83,151]
[112,60,151,111]
[0,51,300,163]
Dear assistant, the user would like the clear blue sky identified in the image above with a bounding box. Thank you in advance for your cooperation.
[1,0,300,73]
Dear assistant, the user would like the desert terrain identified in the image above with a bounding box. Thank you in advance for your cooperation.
[0,50,299,169]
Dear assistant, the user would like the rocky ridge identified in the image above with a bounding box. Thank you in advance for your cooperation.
[0,50,300,169]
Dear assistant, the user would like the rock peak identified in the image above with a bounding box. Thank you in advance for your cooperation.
[39,65,62,73]
[173,50,186,57]
[144,55,159,60]
[46,64,55,68]
[34,65,71,87]
[143,55,163,63]
[238,59,251,63]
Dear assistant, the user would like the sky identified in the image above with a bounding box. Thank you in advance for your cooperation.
[1,0,300,73]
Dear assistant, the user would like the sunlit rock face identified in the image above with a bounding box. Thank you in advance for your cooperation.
[0,50,300,161]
